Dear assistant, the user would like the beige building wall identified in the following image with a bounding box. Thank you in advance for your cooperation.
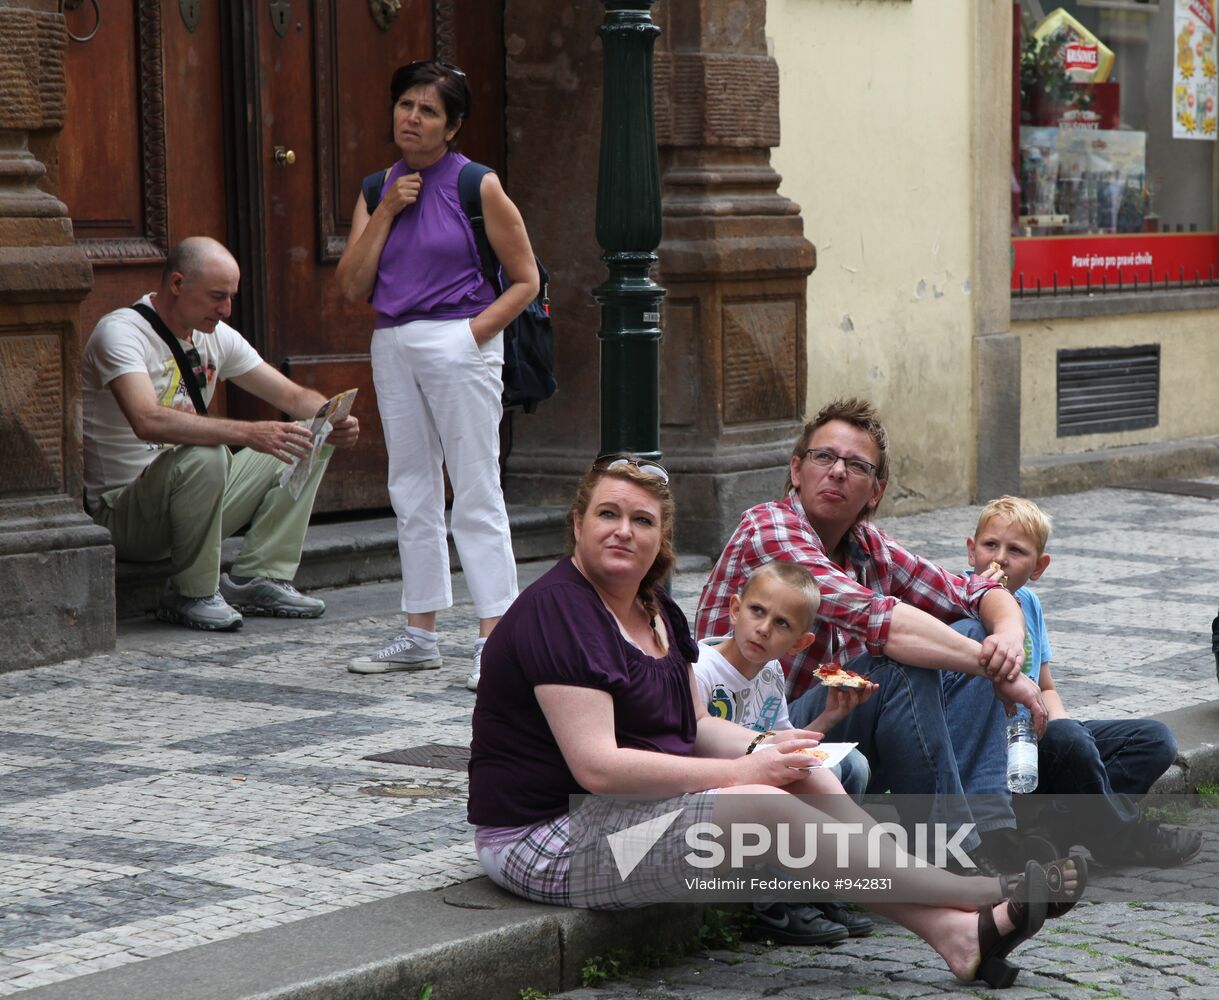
[1017,311,1219,456]
[769,0,1218,498]
[766,0,984,513]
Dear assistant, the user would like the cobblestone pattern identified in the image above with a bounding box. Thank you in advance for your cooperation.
[549,897,1219,998]
[0,485,1216,995]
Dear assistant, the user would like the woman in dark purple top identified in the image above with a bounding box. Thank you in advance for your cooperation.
[337,60,538,688]
[467,458,1082,988]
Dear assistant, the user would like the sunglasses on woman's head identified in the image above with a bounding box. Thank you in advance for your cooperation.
[594,456,670,484]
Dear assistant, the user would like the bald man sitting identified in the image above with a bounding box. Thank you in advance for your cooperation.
[82,237,359,630]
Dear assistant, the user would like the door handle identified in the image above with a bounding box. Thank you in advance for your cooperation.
[274,146,297,167]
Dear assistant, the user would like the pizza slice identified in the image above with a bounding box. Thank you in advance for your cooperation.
[814,663,871,689]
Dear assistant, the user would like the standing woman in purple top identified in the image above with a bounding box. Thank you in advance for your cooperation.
[337,60,538,687]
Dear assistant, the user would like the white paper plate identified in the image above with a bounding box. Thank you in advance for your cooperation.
[773,741,859,771]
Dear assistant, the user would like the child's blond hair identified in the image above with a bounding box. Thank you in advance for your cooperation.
[741,561,821,631]
[975,496,1053,557]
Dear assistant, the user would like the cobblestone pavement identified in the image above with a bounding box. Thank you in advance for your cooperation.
[549,893,1219,999]
[1,483,1216,995]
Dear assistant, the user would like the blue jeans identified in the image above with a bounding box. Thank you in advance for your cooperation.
[941,619,1014,830]
[790,652,985,849]
[1031,718,1177,843]
[831,748,870,800]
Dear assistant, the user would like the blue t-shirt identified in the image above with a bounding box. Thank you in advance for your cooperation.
[1014,585,1051,685]
[963,571,1050,684]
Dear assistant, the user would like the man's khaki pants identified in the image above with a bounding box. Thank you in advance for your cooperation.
[92,444,331,598]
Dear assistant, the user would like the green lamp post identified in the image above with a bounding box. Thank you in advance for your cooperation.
[595,0,666,461]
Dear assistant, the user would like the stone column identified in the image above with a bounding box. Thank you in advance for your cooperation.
[651,1,816,553]
[973,0,1020,501]
[0,0,111,671]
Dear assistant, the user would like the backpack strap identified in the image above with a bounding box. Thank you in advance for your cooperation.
[130,302,208,417]
[458,161,503,295]
[361,168,389,214]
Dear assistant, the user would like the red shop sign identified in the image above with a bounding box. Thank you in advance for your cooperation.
[1012,233,1219,291]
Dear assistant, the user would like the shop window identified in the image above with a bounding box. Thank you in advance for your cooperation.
[1012,1,1219,296]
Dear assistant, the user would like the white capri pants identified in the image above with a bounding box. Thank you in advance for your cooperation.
[371,316,518,619]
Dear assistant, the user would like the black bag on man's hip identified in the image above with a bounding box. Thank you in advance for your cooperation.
[361,163,557,414]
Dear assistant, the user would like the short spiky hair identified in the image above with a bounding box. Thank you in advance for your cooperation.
[783,397,891,499]
[974,496,1053,557]
[740,561,821,632]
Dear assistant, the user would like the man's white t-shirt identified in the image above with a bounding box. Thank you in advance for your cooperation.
[693,638,793,733]
[81,294,262,506]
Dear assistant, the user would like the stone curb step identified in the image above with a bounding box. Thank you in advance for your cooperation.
[115,505,569,620]
[17,879,705,1000]
[1149,700,1219,794]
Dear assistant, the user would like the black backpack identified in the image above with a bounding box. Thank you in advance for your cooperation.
[361,162,557,414]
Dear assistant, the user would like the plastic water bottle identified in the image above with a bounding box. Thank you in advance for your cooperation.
[1007,712,1038,793]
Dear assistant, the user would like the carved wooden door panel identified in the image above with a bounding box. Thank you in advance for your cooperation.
[245,0,505,512]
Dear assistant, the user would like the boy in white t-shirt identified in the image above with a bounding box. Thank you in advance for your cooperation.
[694,561,878,944]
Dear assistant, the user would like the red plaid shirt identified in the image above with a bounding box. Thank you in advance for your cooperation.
[694,492,999,700]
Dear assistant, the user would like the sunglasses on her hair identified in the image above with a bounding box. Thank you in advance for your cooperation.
[401,58,467,79]
[594,456,670,484]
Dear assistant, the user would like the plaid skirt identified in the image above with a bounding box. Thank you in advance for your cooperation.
[479,791,716,910]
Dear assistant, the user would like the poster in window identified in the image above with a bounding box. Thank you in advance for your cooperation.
[1173,0,1218,139]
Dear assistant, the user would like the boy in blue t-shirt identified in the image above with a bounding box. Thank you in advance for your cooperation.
[967,496,1200,867]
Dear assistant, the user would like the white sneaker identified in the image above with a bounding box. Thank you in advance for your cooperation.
[348,626,442,674]
[466,638,487,691]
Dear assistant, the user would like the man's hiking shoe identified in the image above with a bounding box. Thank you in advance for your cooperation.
[1096,820,1203,868]
[219,574,325,618]
[156,583,242,631]
[349,626,442,674]
[750,902,849,945]
[1127,821,1203,867]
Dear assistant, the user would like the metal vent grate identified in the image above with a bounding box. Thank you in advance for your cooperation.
[1056,344,1160,437]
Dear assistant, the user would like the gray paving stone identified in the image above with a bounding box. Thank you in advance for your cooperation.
[5,484,1219,997]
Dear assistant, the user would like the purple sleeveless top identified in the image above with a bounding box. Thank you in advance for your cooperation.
[370,150,497,328]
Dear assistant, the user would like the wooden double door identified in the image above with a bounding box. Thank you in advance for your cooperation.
[61,0,504,511]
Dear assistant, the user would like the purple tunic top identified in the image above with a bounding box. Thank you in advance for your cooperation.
[468,558,700,827]
[369,150,496,328]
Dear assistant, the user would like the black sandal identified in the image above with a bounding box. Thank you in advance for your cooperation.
[973,860,1049,988]
[1003,852,1087,918]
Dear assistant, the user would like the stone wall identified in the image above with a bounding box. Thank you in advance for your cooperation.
[502,0,813,555]
[0,0,113,672]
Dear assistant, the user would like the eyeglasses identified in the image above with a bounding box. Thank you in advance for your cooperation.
[594,456,670,484]
[401,58,467,80]
[804,448,877,479]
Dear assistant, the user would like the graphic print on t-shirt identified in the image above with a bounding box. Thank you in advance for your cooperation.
[706,677,786,732]
[157,356,216,414]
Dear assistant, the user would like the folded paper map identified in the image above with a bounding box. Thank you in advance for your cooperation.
[278,388,357,500]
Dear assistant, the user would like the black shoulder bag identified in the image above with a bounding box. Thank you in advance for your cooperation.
[130,302,208,416]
